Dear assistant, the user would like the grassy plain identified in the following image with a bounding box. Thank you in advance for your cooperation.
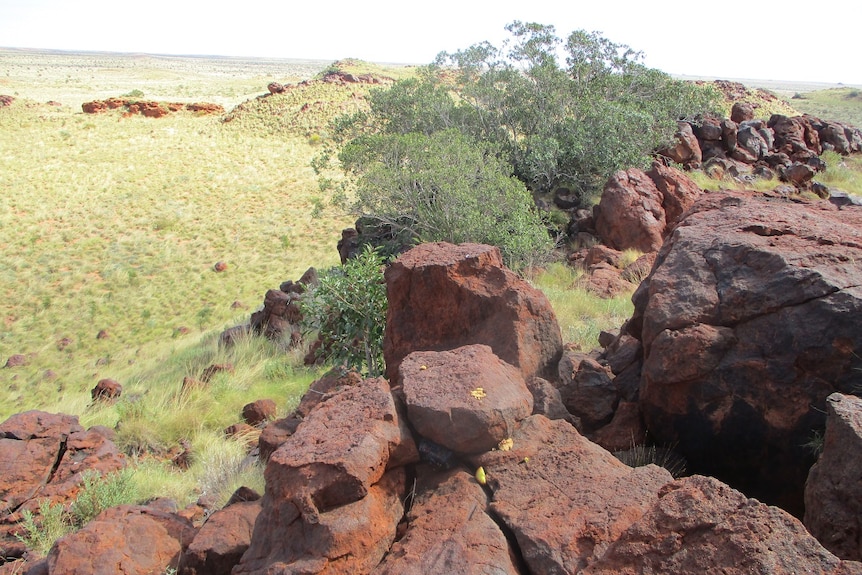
[2,48,861,518]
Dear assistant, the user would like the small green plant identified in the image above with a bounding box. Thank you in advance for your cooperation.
[69,469,139,526]
[15,500,72,557]
[802,429,825,457]
[301,245,387,376]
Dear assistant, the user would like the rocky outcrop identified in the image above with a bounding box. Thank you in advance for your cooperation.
[220,267,317,348]
[0,411,126,559]
[81,99,224,117]
[373,468,520,575]
[805,393,862,561]
[469,415,673,574]
[630,190,862,515]
[234,377,417,574]
[383,242,563,382]
[658,106,862,194]
[180,498,261,575]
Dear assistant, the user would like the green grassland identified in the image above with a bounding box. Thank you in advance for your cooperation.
[2,49,861,517]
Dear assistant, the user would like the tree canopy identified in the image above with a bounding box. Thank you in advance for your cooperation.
[314,22,720,266]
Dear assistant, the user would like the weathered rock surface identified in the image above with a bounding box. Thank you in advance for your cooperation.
[383,242,562,382]
[234,469,406,575]
[805,393,862,561]
[0,411,125,557]
[264,377,416,516]
[594,163,702,253]
[236,377,417,573]
[632,190,862,514]
[470,415,673,575]
[558,350,619,433]
[180,499,261,575]
[373,468,520,575]
[47,505,195,575]
[583,475,862,575]
[399,345,533,454]
[595,168,666,253]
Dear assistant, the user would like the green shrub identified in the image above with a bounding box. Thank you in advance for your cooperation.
[69,469,139,527]
[338,129,554,268]
[15,500,72,557]
[301,245,388,376]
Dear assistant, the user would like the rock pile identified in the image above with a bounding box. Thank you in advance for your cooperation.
[81,99,224,117]
[5,232,862,573]
[658,110,862,191]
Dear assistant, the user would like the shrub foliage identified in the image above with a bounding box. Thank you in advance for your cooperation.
[301,245,388,376]
[315,21,719,267]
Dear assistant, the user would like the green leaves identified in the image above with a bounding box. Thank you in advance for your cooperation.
[300,245,388,377]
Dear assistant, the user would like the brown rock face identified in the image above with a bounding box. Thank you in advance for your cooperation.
[265,377,416,516]
[657,121,702,167]
[583,475,861,575]
[235,469,406,575]
[595,169,666,252]
[633,190,862,514]
[241,399,276,426]
[47,505,195,575]
[0,411,124,550]
[91,378,122,402]
[470,415,673,574]
[383,242,562,382]
[240,377,417,573]
[374,468,520,575]
[805,393,862,561]
[399,345,533,454]
[180,499,261,575]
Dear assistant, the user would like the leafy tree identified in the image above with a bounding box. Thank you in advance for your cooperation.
[314,22,719,259]
[300,245,388,377]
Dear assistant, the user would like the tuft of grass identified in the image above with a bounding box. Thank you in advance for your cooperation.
[531,262,634,349]
[14,500,72,557]
[613,444,688,478]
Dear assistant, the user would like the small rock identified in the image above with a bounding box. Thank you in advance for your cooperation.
[91,378,122,402]
[242,399,277,426]
[213,261,228,272]
[4,354,27,368]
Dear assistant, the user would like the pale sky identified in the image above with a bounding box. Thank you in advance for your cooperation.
[1,0,860,85]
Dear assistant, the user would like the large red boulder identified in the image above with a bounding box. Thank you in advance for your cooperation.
[632,190,862,515]
[399,345,533,454]
[582,475,862,575]
[595,169,666,253]
[374,468,520,575]
[180,499,261,575]
[469,415,673,574]
[46,505,195,575]
[0,412,125,555]
[805,393,862,561]
[236,377,416,574]
[234,469,406,575]
[383,242,562,382]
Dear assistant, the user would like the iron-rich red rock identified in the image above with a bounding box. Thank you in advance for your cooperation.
[633,190,862,515]
[595,169,666,253]
[657,121,702,168]
[558,351,618,433]
[4,354,27,368]
[469,415,673,575]
[383,242,562,382]
[241,399,276,426]
[399,345,533,454]
[47,505,195,575]
[374,468,520,575]
[264,377,416,518]
[583,475,862,575]
[805,393,862,561]
[180,499,261,575]
[91,378,122,402]
[234,469,406,575]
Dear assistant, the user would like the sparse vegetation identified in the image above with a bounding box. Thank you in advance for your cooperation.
[301,245,388,376]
